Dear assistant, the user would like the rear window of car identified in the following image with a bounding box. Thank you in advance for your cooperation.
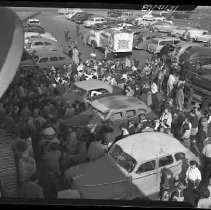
[159,155,174,168]
[34,42,43,46]
[50,57,58,62]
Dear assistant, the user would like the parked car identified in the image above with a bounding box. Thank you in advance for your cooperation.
[107,9,122,18]
[119,10,133,22]
[64,132,199,199]
[24,24,46,34]
[25,32,57,43]
[58,8,68,15]
[175,42,203,61]
[71,12,88,22]
[61,79,124,105]
[182,29,209,42]
[76,14,95,24]
[151,22,177,33]
[25,37,62,54]
[133,32,165,50]
[26,19,40,26]
[179,46,211,69]
[170,26,193,39]
[83,17,107,28]
[20,49,72,70]
[147,37,181,54]
[61,95,153,142]
[195,34,211,43]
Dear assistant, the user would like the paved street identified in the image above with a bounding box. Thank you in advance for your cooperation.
[28,10,152,68]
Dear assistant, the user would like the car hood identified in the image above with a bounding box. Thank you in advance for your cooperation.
[62,92,84,103]
[61,109,103,127]
[65,155,130,199]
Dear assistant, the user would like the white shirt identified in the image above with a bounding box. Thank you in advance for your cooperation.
[203,144,211,158]
[167,74,175,86]
[151,82,158,94]
[186,166,202,182]
[160,112,172,128]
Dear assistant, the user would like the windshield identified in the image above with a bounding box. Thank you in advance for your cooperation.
[109,144,137,173]
[89,104,108,120]
[70,84,86,96]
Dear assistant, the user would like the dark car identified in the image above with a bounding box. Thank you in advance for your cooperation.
[179,46,211,69]
[76,14,94,24]
[107,9,122,18]
[24,24,46,34]
[71,12,88,22]
[133,31,165,50]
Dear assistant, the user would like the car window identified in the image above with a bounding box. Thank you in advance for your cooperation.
[50,57,58,62]
[34,42,43,46]
[125,110,136,118]
[39,57,49,63]
[44,42,52,46]
[90,18,94,21]
[174,40,181,45]
[174,152,185,161]
[137,109,146,115]
[109,112,123,121]
[136,160,156,174]
[59,57,66,61]
[109,144,137,173]
[159,155,174,168]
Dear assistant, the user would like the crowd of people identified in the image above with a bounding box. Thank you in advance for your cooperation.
[0,23,211,206]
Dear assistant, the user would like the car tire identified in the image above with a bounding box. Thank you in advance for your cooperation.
[154,28,159,32]
[91,41,97,49]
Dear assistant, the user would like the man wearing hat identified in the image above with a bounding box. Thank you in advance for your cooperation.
[193,103,202,120]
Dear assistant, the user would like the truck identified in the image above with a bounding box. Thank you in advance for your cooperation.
[83,28,134,55]
[183,64,211,111]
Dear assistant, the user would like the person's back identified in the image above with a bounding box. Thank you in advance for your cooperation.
[39,171,59,198]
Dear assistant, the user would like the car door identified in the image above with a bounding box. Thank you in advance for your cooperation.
[38,57,49,69]
[157,154,176,184]
[50,56,59,68]
[131,159,158,198]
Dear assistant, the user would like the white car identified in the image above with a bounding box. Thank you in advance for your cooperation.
[151,22,177,33]
[195,34,211,43]
[27,19,40,26]
[25,32,57,42]
[64,132,199,200]
[83,17,107,28]
[170,26,193,38]
[65,10,81,20]
[182,29,209,42]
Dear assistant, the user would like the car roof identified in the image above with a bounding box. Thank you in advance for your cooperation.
[35,49,67,57]
[153,37,180,41]
[187,28,208,32]
[90,95,148,113]
[116,132,188,163]
[30,37,57,42]
[74,80,113,92]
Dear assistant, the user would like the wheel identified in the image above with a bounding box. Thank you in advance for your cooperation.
[91,41,97,49]
[154,28,159,32]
